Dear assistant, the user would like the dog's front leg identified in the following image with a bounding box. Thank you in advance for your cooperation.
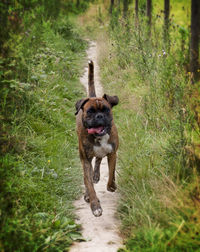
[81,158,103,217]
[107,153,117,192]
[93,157,102,184]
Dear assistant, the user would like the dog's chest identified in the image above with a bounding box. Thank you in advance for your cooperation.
[93,134,113,158]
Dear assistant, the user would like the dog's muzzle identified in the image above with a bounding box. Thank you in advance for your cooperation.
[83,111,112,137]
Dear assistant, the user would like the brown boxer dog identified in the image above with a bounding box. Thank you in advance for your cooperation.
[75,60,119,217]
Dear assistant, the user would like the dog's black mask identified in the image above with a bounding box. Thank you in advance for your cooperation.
[75,94,119,137]
[83,104,112,136]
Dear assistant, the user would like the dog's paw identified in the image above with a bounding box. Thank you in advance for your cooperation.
[93,172,100,184]
[93,208,103,217]
[91,201,103,217]
[107,182,117,192]
[84,194,90,203]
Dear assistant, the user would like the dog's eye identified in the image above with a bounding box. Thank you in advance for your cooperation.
[87,107,96,114]
[102,106,110,113]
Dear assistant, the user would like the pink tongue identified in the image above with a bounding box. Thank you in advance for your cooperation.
[87,126,104,134]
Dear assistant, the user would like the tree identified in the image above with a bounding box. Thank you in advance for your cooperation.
[110,0,115,14]
[146,0,152,34]
[190,0,200,82]
[135,0,139,26]
[164,0,169,40]
[123,0,128,18]
[76,0,80,8]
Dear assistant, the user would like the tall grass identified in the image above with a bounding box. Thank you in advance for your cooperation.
[98,9,200,251]
[0,14,87,251]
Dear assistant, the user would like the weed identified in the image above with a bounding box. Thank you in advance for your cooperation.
[98,4,199,251]
[0,12,87,251]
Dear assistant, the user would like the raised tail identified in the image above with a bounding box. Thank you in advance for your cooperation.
[88,60,96,97]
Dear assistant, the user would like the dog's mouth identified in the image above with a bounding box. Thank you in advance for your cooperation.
[87,126,106,136]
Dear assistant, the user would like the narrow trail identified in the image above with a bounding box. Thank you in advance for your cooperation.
[70,41,123,252]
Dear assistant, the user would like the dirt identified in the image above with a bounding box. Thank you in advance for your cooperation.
[70,41,123,252]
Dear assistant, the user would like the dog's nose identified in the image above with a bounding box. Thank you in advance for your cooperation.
[96,113,104,120]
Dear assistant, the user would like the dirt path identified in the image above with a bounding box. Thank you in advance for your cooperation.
[70,41,123,252]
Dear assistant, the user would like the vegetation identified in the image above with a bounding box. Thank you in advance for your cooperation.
[0,0,199,251]
[95,0,199,251]
[0,1,93,250]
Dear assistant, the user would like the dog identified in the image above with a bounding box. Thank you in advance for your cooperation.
[75,60,119,217]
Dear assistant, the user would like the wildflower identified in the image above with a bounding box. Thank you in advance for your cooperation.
[48,160,51,163]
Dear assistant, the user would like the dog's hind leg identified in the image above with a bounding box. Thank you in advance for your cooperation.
[93,157,102,184]
[107,153,117,192]
[84,188,90,203]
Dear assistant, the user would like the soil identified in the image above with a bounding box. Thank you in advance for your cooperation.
[70,41,123,252]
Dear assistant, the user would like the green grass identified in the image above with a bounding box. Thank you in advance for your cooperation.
[0,15,87,251]
[96,4,200,250]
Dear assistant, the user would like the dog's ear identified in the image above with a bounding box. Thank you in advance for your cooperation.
[75,98,89,115]
[103,94,119,108]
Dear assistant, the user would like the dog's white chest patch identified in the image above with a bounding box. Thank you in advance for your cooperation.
[93,134,113,158]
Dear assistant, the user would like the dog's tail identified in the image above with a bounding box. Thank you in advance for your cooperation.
[88,60,96,97]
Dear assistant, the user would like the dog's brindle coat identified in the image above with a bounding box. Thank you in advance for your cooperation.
[75,61,119,217]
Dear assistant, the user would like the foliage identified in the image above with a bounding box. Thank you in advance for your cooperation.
[96,1,200,251]
[0,0,94,55]
[0,2,88,251]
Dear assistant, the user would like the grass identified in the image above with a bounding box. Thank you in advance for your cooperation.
[99,39,200,251]
[92,2,200,250]
[0,15,87,251]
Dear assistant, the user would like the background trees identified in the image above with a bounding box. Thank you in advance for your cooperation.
[110,0,199,82]
[0,0,95,55]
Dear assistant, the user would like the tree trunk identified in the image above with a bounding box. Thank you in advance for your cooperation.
[123,0,128,18]
[110,0,114,14]
[135,0,139,26]
[146,0,152,34]
[164,0,169,37]
[163,0,170,50]
[76,0,80,8]
[190,0,200,82]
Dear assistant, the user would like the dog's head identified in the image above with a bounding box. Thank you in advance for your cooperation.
[75,94,119,136]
